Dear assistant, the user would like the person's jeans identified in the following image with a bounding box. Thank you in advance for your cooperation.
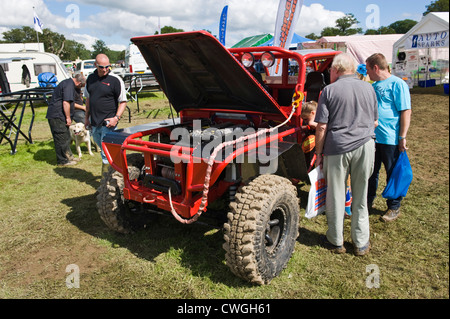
[368,143,402,210]
[92,125,115,164]
[72,110,85,123]
[48,118,73,164]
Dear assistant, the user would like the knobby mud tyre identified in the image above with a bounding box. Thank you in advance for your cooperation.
[96,153,150,234]
[223,174,300,285]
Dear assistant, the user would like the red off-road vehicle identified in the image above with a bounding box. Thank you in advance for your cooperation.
[97,31,339,284]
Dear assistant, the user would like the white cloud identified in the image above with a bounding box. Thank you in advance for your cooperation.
[296,4,346,36]
[0,0,43,27]
[108,43,126,51]
[0,0,73,34]
[74,1,346,46]
[1,0,349,50]
[69,33,98,51]
[83,10,158,39]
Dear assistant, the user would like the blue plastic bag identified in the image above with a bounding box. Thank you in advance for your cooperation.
[382,151,413,200]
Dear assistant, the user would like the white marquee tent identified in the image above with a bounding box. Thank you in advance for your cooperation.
[301,34,403,64]
[392,12,449,87]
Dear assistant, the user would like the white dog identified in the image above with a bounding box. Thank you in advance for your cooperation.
[69,122,97,158]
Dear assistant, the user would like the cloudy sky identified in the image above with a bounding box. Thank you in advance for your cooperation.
[1,0,433,51]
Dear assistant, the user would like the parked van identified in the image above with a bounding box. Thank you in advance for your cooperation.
[0,51,70,92]
[74,59,96,78]
[125,44,150,74]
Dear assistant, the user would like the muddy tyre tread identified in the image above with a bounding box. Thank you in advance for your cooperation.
[96,153,145,234]
[223,174,299,285]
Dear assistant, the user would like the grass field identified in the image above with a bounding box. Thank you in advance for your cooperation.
[0,87,448,301]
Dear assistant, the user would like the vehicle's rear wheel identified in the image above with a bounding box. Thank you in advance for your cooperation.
[223,174,300,284]
[96,153,152,234]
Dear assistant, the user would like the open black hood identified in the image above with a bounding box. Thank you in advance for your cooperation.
[131,31,285,116]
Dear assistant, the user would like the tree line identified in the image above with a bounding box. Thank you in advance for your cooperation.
[0,26,124,62]
[1,0,447,59]
[305,0,448,39]
[0,25,191,63]
[304,15,419,40]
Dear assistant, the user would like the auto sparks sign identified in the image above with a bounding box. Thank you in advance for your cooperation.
[406,30,449,49]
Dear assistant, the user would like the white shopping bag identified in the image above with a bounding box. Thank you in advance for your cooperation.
[305,166,327,219]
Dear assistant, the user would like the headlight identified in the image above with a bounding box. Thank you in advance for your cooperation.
[261,51,275,68]
[241,52,255,68]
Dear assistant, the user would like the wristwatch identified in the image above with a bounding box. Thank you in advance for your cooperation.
[115,115,120,121]
[399,136,406,140]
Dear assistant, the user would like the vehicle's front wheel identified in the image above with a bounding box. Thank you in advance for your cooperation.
[223,174,300,284]
[96,153,152,234]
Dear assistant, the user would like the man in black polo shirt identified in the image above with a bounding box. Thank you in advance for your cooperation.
[84,54,127,175]
[46,74,86,166]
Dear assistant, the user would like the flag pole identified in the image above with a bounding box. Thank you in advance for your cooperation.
[36,31,40,52]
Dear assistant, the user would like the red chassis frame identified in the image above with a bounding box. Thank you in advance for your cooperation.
[102,46,339,220]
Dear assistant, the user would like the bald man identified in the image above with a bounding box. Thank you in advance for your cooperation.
[84,54,127,175]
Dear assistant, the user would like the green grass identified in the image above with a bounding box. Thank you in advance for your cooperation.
[0,86,448,299]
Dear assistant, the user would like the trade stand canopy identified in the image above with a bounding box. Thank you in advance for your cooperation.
[231,34,273,48]
[259,33,313,49]
[232,33,312,49]
[392,12,449,87]
[302,34,403,64]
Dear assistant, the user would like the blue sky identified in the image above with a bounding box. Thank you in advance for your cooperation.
[1,0,435,51]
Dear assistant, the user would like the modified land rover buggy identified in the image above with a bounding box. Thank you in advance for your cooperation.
[97,31,339,284]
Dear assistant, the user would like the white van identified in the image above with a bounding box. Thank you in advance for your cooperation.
[74,59,96,78]
[125,44,150,74]
[0,51,70,92]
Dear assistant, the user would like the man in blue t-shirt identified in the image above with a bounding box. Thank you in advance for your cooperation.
[366,53,412,222]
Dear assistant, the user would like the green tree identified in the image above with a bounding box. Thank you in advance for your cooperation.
[364,29,379,35]
[2,26,67,58]
[377,26,397,34]
[305,33,319,40]
[1,26,124,63]
[62,40,90,61]
[366,26,396,35]
[108,50,125,63]
[335,14,362,35]
[388,19,418,34]
[320,27,341,37]
[91,39,110,58]
[2,26,36,43]
[319,13,363,37]
[424,0,449,15]
[42,28,66,56]
[154,26,184,35]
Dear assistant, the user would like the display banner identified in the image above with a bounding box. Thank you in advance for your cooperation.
[219,5,228,46]
[406,30,449,49]
[271,0,303,75]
